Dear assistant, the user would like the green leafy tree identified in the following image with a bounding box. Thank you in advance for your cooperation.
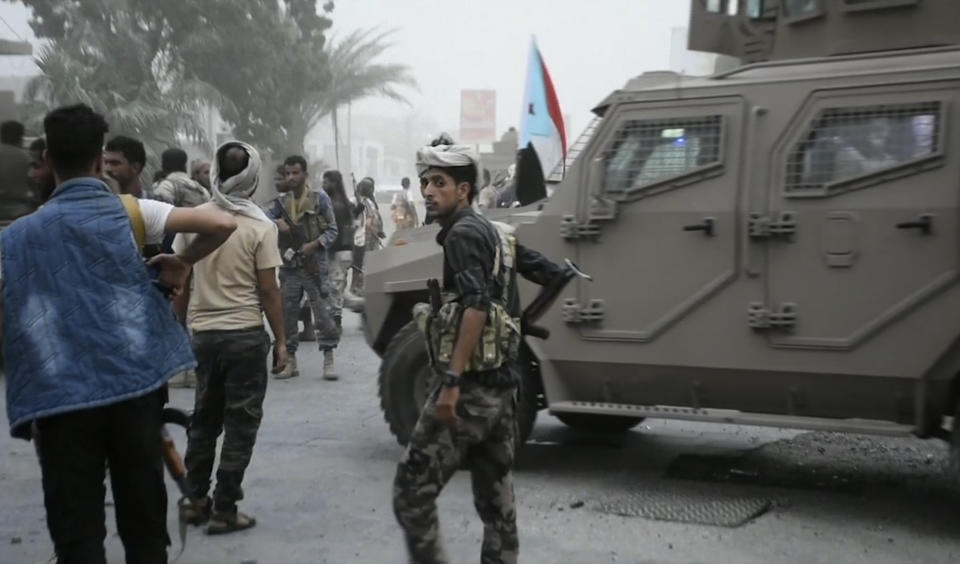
[9,0,415,160]
[12,0,224,161]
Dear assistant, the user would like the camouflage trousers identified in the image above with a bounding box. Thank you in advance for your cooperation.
[328,250,353,320]
[393,378,519,564]
[184,328,269,513]
[280,266,339,352]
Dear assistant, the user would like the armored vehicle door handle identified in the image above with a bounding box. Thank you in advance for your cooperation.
[683,217,715,237]
[896,214,933,235]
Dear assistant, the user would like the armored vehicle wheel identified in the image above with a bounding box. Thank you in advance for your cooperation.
[554,413,643,434]
[379,321,539,446]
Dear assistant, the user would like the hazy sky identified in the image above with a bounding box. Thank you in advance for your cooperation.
[0,0,693,138]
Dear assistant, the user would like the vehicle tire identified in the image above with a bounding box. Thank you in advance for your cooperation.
[379,322,432,446]
[379,321,541,446]
[554,413,644,434]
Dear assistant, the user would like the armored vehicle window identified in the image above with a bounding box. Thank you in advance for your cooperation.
[783,0,822,19]
[785,102,940,193]
[705,0,723,12]
[604,116,722,193]
[747,0,765,18]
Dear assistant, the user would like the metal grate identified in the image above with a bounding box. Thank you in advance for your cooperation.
[595,486,772,528]
[603,115,722,193]
[547,116,600,183]
[785,101,941,193]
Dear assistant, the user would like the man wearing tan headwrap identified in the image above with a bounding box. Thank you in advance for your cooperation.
[393,135,564,564]
[174,141,288,534]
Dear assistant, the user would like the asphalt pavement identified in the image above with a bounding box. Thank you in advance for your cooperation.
[2,311,960,563]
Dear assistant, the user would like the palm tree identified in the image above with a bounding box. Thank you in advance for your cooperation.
[289,28,418,166]
[21,10,221,167]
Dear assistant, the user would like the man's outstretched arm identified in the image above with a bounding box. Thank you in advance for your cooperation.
[164,206,238,264]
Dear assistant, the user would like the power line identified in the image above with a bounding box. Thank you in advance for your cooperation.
[0,13,27,43]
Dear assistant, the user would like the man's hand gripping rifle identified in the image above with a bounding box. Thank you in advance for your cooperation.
[277,203,318,273]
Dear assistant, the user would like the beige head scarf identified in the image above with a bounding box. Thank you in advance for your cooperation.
[209,141,271,223]
[415,142,480,178]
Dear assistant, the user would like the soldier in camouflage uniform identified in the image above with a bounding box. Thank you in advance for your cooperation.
[393,140,563,564]
[265,155,340,380]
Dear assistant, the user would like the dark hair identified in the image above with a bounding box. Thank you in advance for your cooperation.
[274,163,286,176]
[161,147,188,173]
[401,176,410,188]
[322,169,349,204]
[425,164,478,203]
[483,168,491,184]
[1,120,24,145]
[104,135,146,169]
[28,137,45,153]
[357,177,374,196]
[44,105,109,178]
[153,170,168,183]
[284,155,308,172]
[217,143,249,181]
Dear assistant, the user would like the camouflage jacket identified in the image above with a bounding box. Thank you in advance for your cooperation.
[153,171,210,208]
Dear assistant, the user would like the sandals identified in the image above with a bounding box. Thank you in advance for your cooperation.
[179,496,211,526]
[206,510,257,535]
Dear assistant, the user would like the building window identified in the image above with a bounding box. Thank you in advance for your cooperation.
[785,102,941,193]
[603,116,723,193]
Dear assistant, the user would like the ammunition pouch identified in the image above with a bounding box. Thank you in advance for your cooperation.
[414,218,522,374]
[414,299,521,374]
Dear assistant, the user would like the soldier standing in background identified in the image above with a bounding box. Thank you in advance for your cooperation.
[392,139,564,564]
[350,176,384,295]
[321,170,355,356]
[265,156,340,380]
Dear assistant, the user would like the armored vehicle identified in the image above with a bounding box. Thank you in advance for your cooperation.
[363,0,960,469]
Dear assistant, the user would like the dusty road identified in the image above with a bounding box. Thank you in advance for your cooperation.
[2,311,960,563]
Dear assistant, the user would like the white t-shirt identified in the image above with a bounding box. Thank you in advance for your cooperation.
[0,198,174,281]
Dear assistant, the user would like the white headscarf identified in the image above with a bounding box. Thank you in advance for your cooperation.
[209,140,271,223]
[415,143,480,177]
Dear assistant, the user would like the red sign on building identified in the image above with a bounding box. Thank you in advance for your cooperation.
[460,90,496,143]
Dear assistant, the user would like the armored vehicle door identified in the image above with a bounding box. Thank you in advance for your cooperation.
[567,97,745,341]
[762,85,959,349]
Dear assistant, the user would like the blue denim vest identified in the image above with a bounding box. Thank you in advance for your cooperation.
[2,178,196,438]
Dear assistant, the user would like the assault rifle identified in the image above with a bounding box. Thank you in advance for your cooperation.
[277,199,319,274]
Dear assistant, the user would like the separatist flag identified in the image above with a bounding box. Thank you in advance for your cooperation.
[516,37,566,206]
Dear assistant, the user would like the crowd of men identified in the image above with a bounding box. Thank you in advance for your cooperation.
[0,105,565,564]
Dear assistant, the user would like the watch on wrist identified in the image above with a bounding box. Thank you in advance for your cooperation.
[442,370,460,388]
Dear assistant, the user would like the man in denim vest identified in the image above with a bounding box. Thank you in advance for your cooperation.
[0,104,238,564]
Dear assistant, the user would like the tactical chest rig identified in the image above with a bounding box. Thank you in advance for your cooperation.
[278,190,330,273]
[414,222,522,375]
